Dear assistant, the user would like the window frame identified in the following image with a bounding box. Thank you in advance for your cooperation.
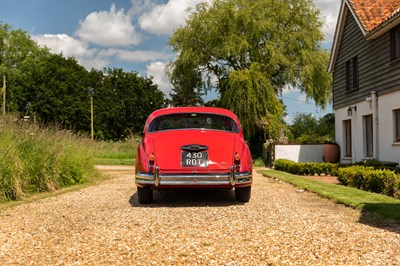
[390,27,400,61]
[394,109,400,142]
[345,56,359,91]
[352,57,359,88]
[147,113,240,133]
[343,119,352,157]
[363,115,373,158]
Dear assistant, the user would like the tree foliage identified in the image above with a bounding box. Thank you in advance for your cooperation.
[0,22,166,140]
[167,61,204,106]
[0,23,40,77]
[288,113,335,143]
[168,0,332,141]
[92,68,165,139]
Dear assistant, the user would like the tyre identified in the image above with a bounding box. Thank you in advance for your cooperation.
[137,186,153,204]
[235,186,251,202]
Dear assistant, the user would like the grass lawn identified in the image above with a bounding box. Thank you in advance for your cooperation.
[93,136,139,165]
[260,169,400,221]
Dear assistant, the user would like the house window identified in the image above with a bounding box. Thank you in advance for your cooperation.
[363,115,373,157]
[390,27,400,60]
[345,56,359,90]
[343,119,352,157]
[394,109,400,142]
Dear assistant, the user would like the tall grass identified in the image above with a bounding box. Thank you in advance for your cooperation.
[0,115,97,202]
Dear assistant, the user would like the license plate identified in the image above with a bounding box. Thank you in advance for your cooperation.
[181,151,208,167]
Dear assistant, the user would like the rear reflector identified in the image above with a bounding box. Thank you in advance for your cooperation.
[148,153,155,172]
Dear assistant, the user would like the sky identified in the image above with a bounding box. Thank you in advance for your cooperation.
[0,0,341,124]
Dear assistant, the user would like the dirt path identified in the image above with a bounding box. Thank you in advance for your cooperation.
[0,167,399,265]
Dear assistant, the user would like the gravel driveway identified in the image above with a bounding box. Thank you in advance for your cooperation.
[0,166,399,265]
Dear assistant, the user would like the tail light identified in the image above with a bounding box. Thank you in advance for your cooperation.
[234,152,240,172]
[148,153,155,172]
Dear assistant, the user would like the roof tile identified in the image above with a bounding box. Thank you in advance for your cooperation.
[348,0,400,32]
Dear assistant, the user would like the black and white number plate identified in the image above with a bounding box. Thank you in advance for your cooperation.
[181,151,208,167]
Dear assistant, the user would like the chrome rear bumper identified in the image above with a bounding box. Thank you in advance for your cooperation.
[136,166,252,187]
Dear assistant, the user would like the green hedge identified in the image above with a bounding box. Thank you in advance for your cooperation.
[274,159,400,198]
[274,159,338,176]
[337,167,400,197]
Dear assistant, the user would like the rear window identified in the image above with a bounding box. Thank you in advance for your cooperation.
[148,113,239,133]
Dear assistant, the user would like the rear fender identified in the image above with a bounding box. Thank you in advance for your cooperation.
[135,137,155,173]
[234,139,252,172]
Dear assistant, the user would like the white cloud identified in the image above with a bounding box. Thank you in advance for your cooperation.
[32,34,109,69]
[76,3,139,47]
[33,34,89,57]
[146,61,172,95]
[314,0,341,47]
[128,0,156,17]
[99,49,172,63]
[138,0,209,35]
[33,33,171,70]
[284,114,293,124]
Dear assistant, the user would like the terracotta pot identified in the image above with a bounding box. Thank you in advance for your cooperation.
[323,143,340,163]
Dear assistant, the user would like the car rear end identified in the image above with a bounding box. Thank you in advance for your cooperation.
[135,107,252,203]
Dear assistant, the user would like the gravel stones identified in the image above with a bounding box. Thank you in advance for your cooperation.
[0,167,399,265]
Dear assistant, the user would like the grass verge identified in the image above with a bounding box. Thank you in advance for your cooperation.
[0,167,112,211]
[252,157,266,167]
[260,169,400,221]
[93,136,139,165]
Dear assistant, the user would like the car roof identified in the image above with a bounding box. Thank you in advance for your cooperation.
[150,106,237,117]
[144,107,242,132]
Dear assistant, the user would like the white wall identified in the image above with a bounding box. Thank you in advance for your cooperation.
[377,93,400,162]
[335,91,400,163]
[275,144,325,163]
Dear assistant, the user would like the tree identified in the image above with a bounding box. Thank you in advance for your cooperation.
[288,113,335,143]
[168,0,332,142]
[9,50,93,131]
[167,61,204,106]
[288,113,319,143]
[92,68,165,139]
[0,23,41,113]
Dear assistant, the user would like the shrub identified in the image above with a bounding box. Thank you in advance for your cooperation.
[363,169,398,196]
[274,159,338,176]
[274,159,291,171]
[337,166,370,188]
[335,166,400,197]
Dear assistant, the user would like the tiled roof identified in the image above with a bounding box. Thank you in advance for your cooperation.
[348,0,400,32]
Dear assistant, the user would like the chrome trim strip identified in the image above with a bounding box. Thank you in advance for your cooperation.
[135,171,252,186]
[135,172,154,181]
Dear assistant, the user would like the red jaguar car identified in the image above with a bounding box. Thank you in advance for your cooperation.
[135,107,252,204]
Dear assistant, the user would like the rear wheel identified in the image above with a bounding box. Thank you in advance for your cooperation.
[137,186,153,204]
[235,186,251,202]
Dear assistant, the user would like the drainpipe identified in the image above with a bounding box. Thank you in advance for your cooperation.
[371,91,379,160]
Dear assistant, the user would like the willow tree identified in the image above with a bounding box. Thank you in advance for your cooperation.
[168,0,332,141]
